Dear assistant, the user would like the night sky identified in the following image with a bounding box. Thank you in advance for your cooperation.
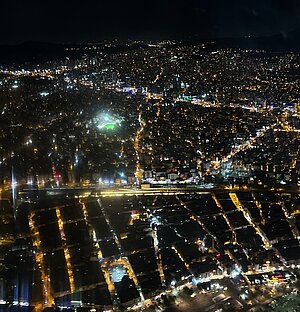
[1,0,300,44]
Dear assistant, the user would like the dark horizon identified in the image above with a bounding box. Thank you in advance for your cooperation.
[1,0,300,44]
[0,26,298,46]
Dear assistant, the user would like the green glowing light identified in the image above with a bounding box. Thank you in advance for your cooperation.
[96,113,121,131]
[104,123,115,130]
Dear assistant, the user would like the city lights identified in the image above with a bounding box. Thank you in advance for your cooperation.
[0,17,300,311]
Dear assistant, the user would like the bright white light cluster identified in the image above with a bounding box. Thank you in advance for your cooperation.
[95,113,122,130]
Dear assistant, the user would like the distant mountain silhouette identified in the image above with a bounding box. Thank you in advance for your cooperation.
[0,42,74,64]
[0,41,146,65]
[1,29,300,65]
[211,28,300,51]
